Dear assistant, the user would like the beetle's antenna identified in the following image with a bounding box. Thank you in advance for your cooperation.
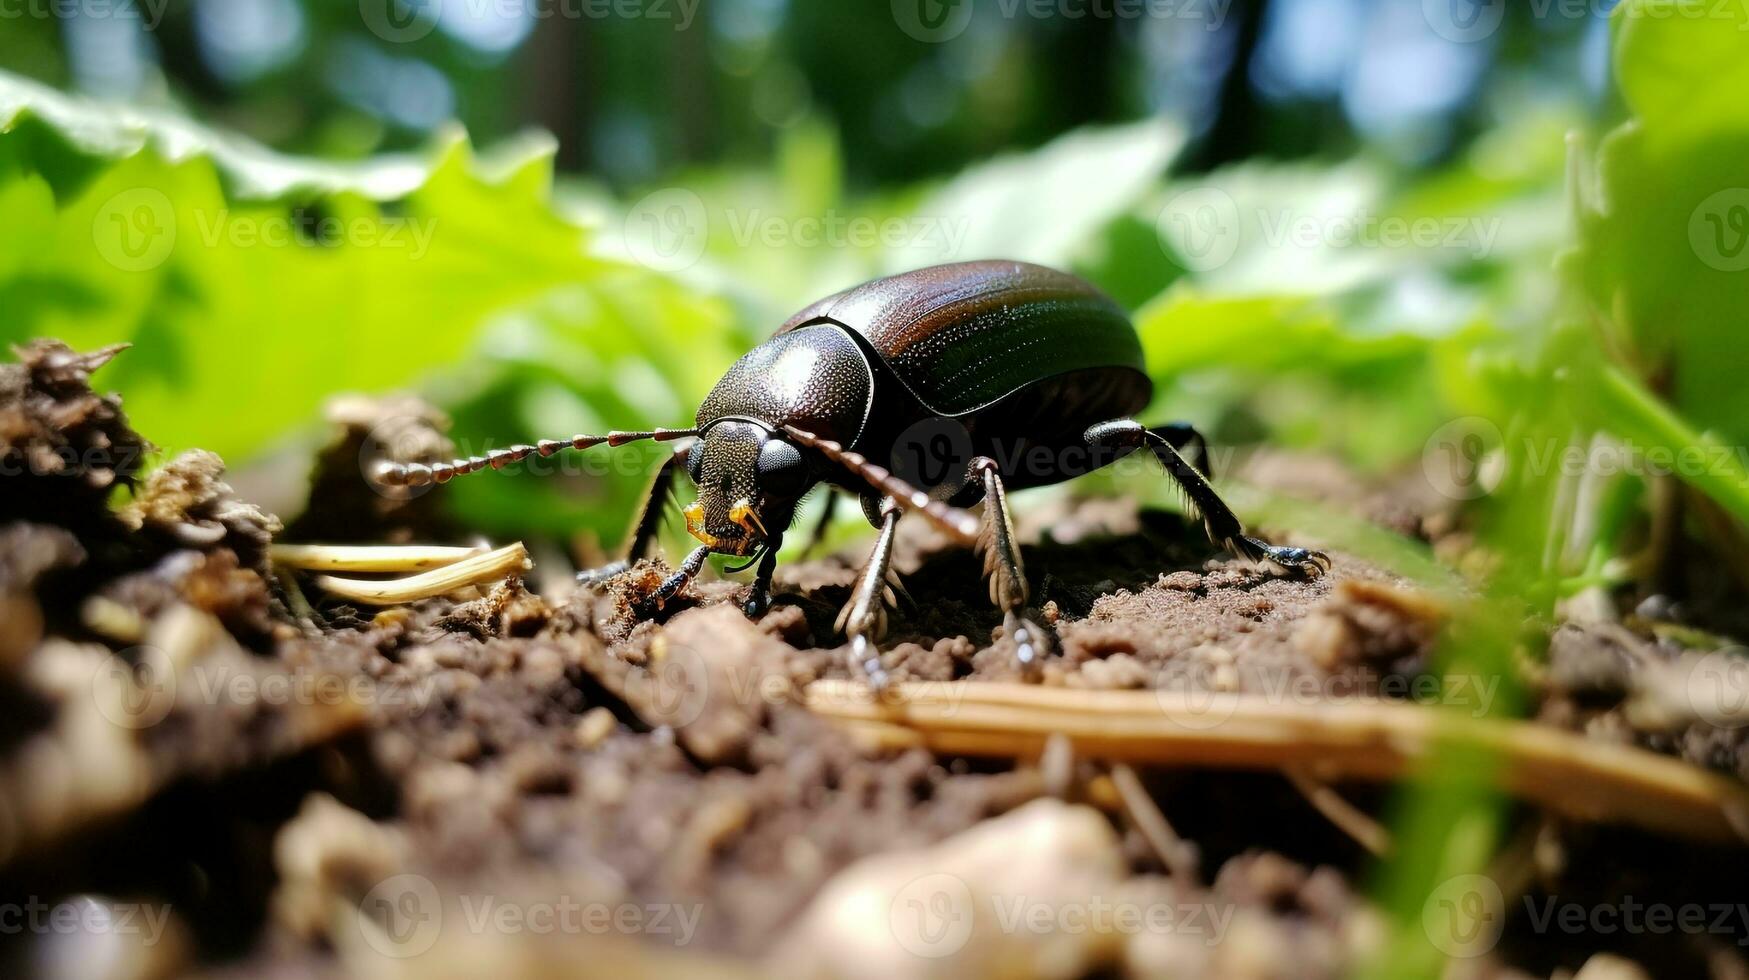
[372,428,698,489]
[781,425,980,546]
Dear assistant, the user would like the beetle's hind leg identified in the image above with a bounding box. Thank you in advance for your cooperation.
[1154,422,1214,479]
[970,457,1047,677]
[836,496,903,688]
[1086,420,1330,577]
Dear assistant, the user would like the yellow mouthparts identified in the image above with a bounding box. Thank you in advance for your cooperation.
[683,499,764,555]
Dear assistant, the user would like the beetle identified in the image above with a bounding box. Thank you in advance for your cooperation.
[376,260,1329,685]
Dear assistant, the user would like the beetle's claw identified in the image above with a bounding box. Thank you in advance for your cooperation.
[1004,611,1047,681]
[850,634,890,690]
[742,588,772,619]
[1231,535,1331,579]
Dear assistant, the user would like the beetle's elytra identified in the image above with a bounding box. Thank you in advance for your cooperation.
[378,260,1329,685]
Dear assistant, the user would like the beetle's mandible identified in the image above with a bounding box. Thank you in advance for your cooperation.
[377,260,1329,686]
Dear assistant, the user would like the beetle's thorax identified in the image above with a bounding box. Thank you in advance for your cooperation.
[695,324,874,447]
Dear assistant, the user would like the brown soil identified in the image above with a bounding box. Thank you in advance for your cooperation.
[2,343,1747,980]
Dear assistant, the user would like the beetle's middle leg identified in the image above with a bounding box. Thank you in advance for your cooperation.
[1086,420,1330,577]
[969,457,1046,676]
[836,496,902,687]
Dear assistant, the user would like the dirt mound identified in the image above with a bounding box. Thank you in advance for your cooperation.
[1,342,1746,980]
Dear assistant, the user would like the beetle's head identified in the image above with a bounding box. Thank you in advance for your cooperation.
[682,419,812,557]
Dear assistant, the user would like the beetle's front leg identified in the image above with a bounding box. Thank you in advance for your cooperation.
[971,457,1047,677]
[1085,420,1330,577]
[634,544,710,618]
[577,442,691,586]
[742,536,782,618]
[835,497,902,688]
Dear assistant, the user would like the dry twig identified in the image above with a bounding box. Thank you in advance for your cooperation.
[270,543,487,572]
[805,681,1749,845]
[308,542,530,605]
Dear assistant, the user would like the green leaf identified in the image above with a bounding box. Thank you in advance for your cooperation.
[0,69,741,545]
[884,119,1186,273]
[1573,1,1749,448]
[1613,0,1749,153]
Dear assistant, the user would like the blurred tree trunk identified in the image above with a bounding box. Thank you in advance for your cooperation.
[1186,0,1268,172]
[522,13,591,171]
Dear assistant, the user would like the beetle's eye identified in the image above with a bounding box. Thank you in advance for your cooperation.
[756,439,807,496]
[685,441,705,483]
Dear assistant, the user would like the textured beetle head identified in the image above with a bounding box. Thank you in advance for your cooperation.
[683,419,813,557]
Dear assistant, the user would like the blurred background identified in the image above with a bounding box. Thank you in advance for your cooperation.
[2,0,1611,181]
[0,0,1626,552]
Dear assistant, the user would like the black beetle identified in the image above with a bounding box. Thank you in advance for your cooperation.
[377,260,1329,685]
